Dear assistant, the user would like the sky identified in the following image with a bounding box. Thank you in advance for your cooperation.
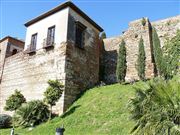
[0,0,180,40]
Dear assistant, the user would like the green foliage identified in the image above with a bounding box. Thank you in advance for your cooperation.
[0,114,12,128]
[130,76,180,134]
[116,39,127,83]
[4,90,26,111]
[44,80,63,107]
[2,82,146,135]
[100,32,106,39]
[141,17,146,26]
[14,100,49,127]
[152,27,166,77]
[163,30,180,78]
[44,80,64,119]
[136,37,146,80]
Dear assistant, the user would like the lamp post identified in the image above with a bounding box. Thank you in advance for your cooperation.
[10,128,14,135]
[55,127,65,135]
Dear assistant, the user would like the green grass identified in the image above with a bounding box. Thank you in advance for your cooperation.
[0,82,148,135]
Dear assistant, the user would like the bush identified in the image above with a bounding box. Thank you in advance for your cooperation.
[15,100,50,127]
[130,76,180,134]
[4,90,26,111]
[0,114,12,128]
[116,39,127,83]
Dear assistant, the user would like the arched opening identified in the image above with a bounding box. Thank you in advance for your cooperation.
[12,49,17,55]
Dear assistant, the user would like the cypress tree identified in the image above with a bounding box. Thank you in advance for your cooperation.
[136,37,146,80]
[116,39,127,83]
[100,32,106,39]
[152,27,165,77]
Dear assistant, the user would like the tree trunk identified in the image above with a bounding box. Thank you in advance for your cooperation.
[49,105,52,121]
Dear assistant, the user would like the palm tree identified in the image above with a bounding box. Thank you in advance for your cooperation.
[130,76,180,135]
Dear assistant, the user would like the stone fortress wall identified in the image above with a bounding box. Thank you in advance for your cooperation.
[103,15,180,84]
[0,43,67,114]
[0,15,179,115]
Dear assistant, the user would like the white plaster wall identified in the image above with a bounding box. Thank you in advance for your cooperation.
[69,8,100,34]
[24,7,69,50]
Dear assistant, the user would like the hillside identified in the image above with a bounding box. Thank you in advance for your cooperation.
[1,82,148,135]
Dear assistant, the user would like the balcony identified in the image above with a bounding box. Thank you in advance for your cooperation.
[26,44,36,54]
[43,38,54,49]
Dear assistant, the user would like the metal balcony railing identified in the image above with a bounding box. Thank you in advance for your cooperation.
[43,38,54,49]
[26,44,36,54]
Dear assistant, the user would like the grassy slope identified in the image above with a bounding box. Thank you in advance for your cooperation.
[1,82,147,135]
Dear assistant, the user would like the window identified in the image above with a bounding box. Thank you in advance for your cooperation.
[75,21,86,49]
[30,33,37,51]
[12,49,17,55]
[47,26,55,46]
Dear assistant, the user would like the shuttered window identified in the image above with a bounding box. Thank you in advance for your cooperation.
[75,22,86,49]
[31,33,37,50]
[47,26,55,45]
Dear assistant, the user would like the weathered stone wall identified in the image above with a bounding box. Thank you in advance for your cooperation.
[103,16,180,84]
[103,18,155,83]
[0,43,66,115]
[152,15,180,47]
[63,9,101,111]
[0,38,24,84]
[1,15,179,115]
[0,7,102,115]
[0,40,8,83]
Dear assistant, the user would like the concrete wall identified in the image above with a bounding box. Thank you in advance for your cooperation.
[25,8,69,50]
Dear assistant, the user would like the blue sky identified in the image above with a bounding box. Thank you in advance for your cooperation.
[0,0,180,40]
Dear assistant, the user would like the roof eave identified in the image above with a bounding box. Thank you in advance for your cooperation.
[24,1,103,32]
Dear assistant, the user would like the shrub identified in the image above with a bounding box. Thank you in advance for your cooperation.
[136,37,146,80]
[4,90,26,112]
[15,100,49,127]
[130,76,180,134]
[116,39,127,83]
[0,114,12,128]
[44,80,64,120]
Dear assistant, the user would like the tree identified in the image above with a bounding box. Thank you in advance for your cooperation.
[163,30,180,78]
[44,80,64,120]
[130,77,180,134]
[152,27,166,77]
[4,90,26,112]
[116,39,127,83]
[136,37,146,80]
[100,32,106,39]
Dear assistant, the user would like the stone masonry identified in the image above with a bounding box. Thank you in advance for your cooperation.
[0,1,179,115]
[103,15,180,84]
